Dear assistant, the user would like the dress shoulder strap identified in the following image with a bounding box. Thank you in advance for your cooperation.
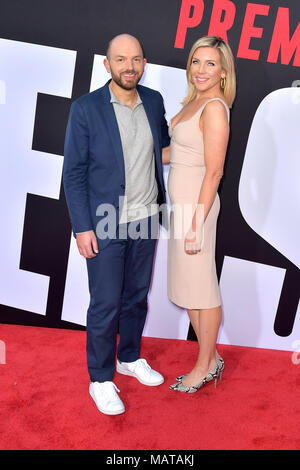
[199,97,230,122]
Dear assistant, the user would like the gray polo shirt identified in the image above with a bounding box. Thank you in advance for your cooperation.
[110,87,158,224]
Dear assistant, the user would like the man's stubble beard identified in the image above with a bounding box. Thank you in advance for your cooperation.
[111,70,143,90]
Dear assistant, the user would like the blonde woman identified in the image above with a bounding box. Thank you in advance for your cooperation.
[164,36,236,393]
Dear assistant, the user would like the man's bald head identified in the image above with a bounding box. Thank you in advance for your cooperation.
[106,34,145,60]
[104,33,146,91]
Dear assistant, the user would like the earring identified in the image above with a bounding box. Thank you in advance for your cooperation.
[220,77,226,89]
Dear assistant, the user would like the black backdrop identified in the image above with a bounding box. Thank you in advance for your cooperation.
[0,0,299,340]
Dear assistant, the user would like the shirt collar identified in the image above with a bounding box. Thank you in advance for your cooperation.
[109,86,142,108]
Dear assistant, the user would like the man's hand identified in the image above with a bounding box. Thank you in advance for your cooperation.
[76,230,99,258]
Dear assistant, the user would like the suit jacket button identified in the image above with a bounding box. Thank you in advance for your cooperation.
[120,184,125,189]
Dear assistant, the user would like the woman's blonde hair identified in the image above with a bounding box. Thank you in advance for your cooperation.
[183,36,236,108]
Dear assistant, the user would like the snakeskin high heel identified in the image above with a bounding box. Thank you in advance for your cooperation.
[175,356,225,384]
[170,359,224,393]
[169,375,207,393]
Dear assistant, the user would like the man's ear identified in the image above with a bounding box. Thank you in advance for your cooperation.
[103,58,111,74]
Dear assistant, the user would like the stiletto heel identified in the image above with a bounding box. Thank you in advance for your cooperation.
[217,357,224,385]
[213,359,224,387]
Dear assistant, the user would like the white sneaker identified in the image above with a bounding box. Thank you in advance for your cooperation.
[89,381,125,415]
[117,358,164,386]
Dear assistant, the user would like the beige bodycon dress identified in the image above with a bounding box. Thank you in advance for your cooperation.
[167,98,230,309]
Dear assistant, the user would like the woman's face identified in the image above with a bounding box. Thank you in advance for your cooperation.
[190,46,226,96]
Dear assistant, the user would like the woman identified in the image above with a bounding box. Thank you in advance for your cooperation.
[164,36,236,393]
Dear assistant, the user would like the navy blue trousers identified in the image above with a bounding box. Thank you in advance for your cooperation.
[86,215,158,382]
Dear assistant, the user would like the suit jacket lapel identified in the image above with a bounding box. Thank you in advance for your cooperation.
[94,82,125,179]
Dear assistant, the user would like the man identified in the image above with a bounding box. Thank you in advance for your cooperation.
[63,34,170,415]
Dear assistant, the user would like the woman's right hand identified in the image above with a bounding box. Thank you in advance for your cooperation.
[162,146,170,164]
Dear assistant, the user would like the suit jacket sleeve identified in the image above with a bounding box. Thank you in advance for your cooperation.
[63,100,93,235]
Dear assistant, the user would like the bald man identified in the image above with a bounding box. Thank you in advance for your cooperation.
[63,34,170,415]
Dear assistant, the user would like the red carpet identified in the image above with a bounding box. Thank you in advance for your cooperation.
[0,323,299,450]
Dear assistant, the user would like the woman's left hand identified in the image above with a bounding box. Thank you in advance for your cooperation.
[184,226,203,255]
[184,205,204,255]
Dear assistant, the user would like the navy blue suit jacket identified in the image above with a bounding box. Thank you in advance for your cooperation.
[63,80,170,248]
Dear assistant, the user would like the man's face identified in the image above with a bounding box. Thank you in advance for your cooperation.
[104,37,146,90]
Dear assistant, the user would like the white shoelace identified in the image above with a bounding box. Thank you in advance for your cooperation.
[95,381,120,401]
[134,359,151,376]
